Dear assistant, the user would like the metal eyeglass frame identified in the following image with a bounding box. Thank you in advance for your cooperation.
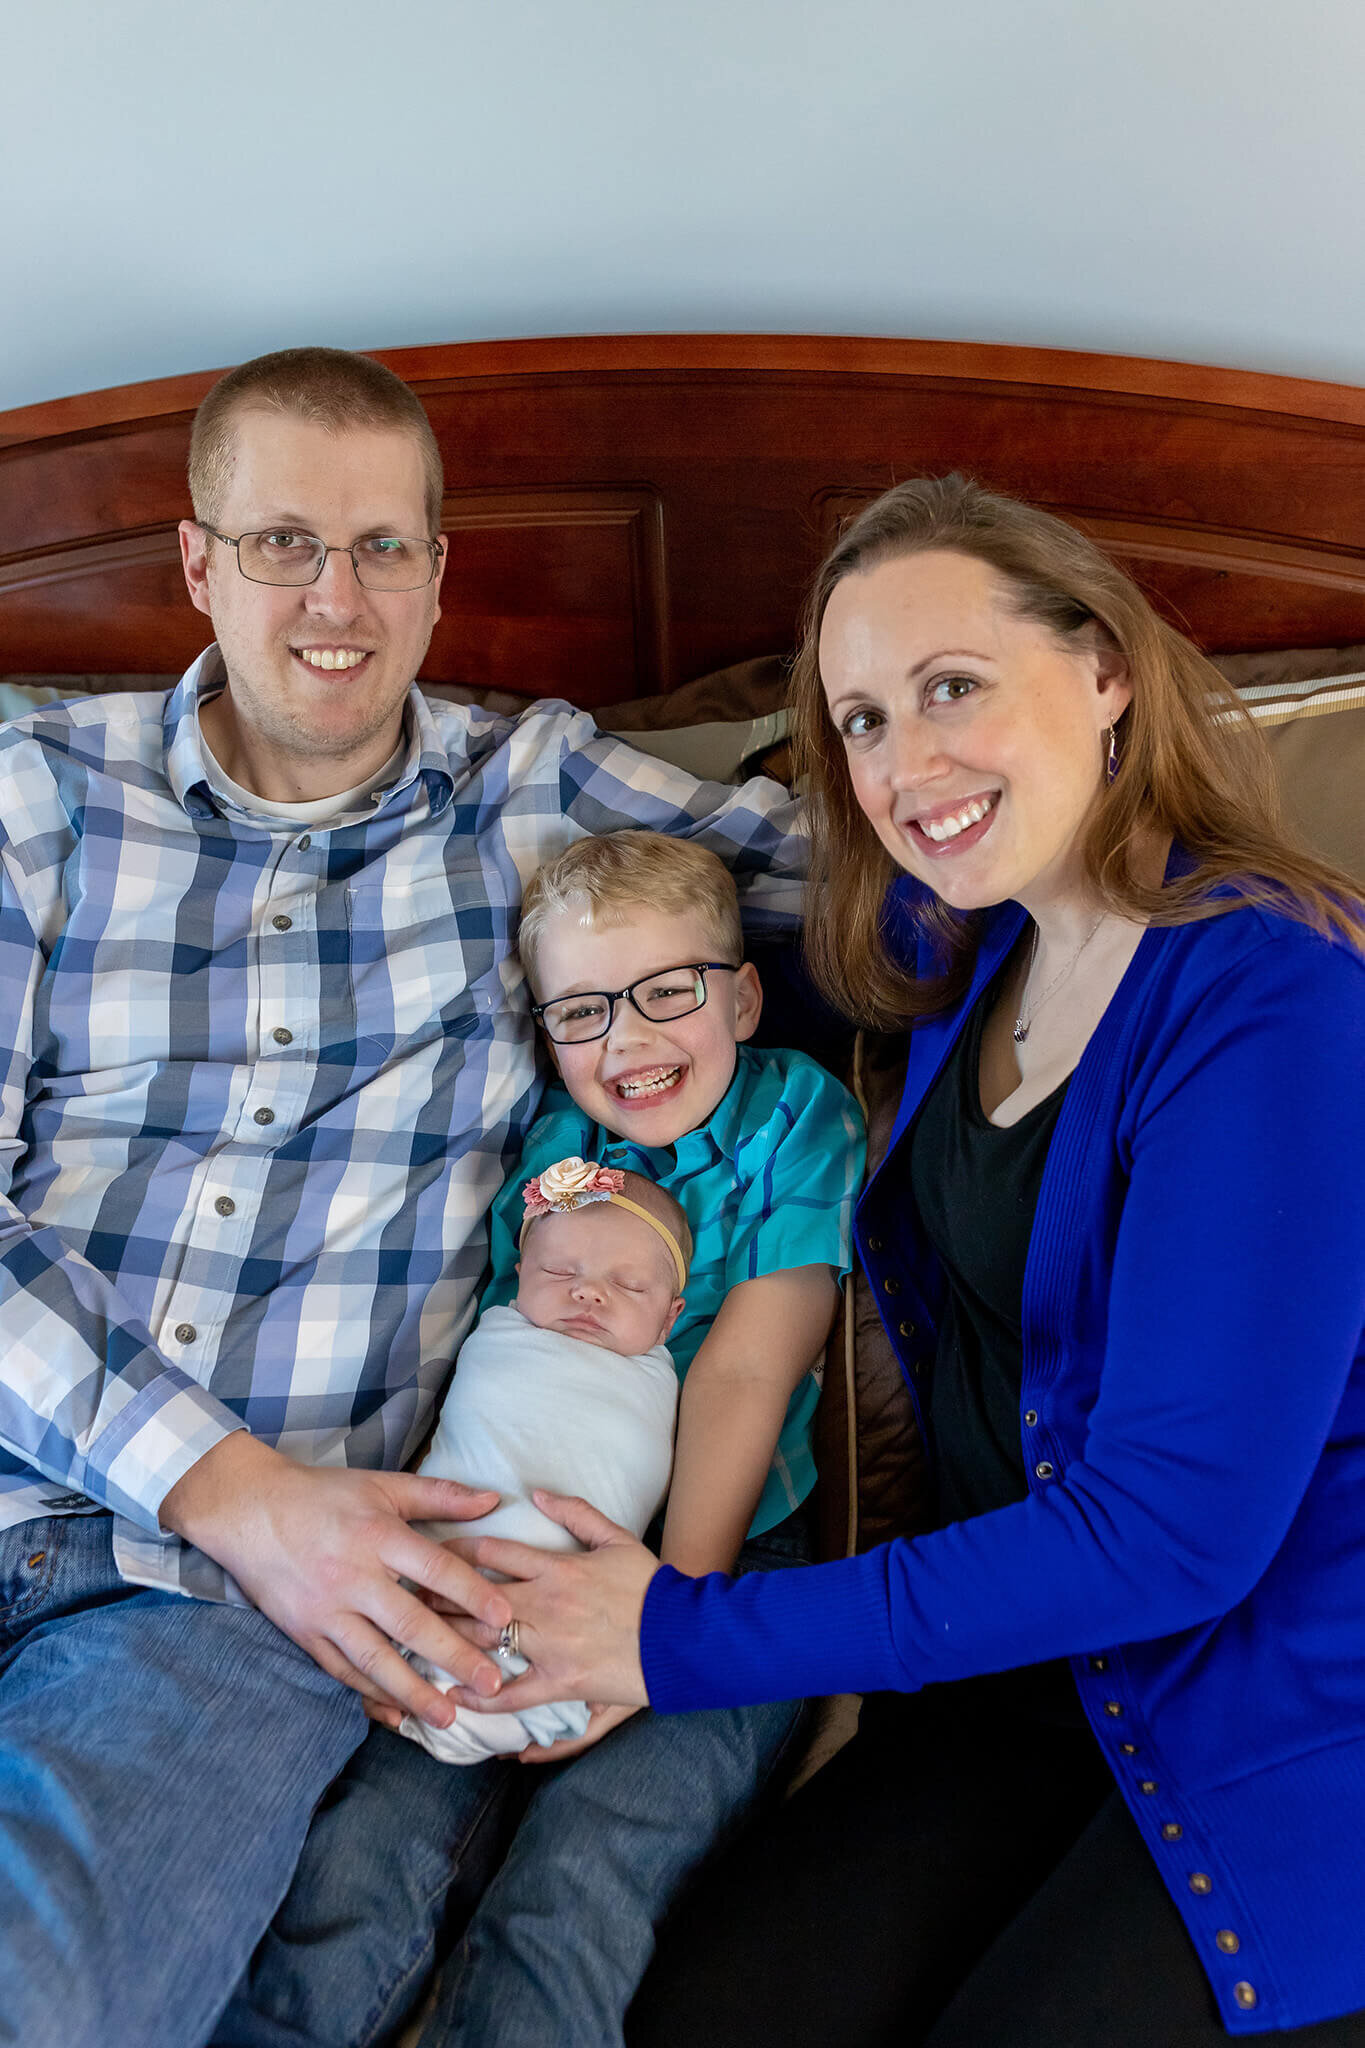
[197,523,443,590]
[529,962,738,1044]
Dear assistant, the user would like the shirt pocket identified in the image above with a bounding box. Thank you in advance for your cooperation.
[345,865,495,1063]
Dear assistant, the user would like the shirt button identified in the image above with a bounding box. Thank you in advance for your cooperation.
[1139,1780,1158,1796]
[882,1276,901,1296]
[1233,1983,1257,2011]
[297,835,311,851]
[272,1027,293,1046]
[1216,1931,1240,1955]
[214,1195,235,1217]
[1023,1408,1039,1427]
[272,914,292,932]
[254,1107,275,1126]
[1034,1460,1055,1480]
[174,1323,197,1344]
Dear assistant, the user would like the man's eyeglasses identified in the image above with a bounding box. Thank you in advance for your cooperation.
[530,963,738,1045]
[198,524,443,592]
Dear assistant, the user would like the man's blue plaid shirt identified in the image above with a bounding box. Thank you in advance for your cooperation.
[0,649,804,1598]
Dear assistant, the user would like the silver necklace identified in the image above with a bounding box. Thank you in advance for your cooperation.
[1012,914,1106,1044]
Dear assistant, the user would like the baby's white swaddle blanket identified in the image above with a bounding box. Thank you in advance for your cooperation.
[400,1303,679,1763]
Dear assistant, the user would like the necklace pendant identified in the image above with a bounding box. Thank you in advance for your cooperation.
[1012,1019,1029,1044]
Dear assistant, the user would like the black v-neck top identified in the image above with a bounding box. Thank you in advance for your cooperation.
[909,992,1087,1725]
[910,991,1071,1527]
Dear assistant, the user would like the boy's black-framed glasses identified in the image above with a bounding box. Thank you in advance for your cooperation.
[530,963,738,1045]
[197,523,443,591]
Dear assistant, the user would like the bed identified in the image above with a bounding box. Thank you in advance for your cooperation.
[3,333,1364,1567]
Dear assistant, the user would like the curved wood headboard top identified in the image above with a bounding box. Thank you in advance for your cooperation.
[5,335,1365,704]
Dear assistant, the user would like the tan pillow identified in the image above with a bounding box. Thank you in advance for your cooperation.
[1229,672,1365,885]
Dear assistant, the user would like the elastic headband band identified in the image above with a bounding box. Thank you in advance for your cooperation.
[520,1159,688,1292]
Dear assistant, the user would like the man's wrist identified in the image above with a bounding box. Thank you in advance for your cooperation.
[158,1429,275,1545]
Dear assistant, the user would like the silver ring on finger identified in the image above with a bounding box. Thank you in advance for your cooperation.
[498,1619,521,1661]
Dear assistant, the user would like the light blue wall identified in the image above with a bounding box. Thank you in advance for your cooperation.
[4,0,1363,412]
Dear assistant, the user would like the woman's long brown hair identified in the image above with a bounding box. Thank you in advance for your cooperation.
[790,475,1365,1030]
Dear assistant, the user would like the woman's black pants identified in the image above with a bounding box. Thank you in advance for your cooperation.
[627,1684,1365,2047]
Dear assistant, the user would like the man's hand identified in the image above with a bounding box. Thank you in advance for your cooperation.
[158,1433,511,1726]
[436,1490,659,1718]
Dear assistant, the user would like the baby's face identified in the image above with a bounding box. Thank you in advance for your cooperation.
[530,902,761,1147]
[514,1200,684,1356]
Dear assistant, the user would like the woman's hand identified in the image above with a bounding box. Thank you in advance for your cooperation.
[437,1491,660,1716]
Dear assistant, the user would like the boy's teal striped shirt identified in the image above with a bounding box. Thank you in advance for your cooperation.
[483,1045,866,1534]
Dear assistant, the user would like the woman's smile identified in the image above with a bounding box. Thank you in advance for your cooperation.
[820,549,1130,919]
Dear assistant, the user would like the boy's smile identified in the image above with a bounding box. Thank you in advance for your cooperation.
[529,903,762,1146]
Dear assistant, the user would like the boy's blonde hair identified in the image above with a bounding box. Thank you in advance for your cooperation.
[518,832,743,993]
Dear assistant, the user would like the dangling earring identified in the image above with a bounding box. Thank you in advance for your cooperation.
[1106,722,1119,785]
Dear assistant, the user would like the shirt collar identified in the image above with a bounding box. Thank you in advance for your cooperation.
[596,1051,751,1174]
[163,645,459,823]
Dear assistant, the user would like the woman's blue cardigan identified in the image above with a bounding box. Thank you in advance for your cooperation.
[642,885,1365,2034]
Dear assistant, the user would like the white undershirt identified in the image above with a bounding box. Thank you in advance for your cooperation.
[197,703,408,828]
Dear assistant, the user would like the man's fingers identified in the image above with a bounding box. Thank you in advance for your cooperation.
[329,1617,465,1729]
[303,1633,414,1717]
[374,1583,506,1699]
[385,1523,512,1629]
[386,1473,502,1523]
[440,1668,566,1716]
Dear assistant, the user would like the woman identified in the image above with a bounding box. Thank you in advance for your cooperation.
[452,478,1365,2043]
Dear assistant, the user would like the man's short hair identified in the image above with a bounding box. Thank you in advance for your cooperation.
[518,831,744,992]
[188,346,444,533]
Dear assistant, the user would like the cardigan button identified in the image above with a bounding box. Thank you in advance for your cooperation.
[1139,1781,1158,1796]
[1188,1871,1212,1893]
[1161,1822,1183,1841]
[1119,1743,1138,1756]
[1216,1931,1240,1955]
[1034,1461,1055,1481]
[1023,1409,1038,1427]
[867,1235,884,1252]
[883,1277,901,1296]
[1233,1983,1257,2011]
[1088,1655,1107,1672]
[898,1320,918,1341]
[1103,1701,1123,1717]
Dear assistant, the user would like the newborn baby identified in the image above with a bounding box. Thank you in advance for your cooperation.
[401,1158,689,1762]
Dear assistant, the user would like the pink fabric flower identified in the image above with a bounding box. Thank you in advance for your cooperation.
[522,1157,626,1219]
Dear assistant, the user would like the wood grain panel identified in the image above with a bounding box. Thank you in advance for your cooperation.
[5,338,1365,693]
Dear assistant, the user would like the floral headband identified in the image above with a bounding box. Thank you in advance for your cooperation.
[520,1156,688,1291]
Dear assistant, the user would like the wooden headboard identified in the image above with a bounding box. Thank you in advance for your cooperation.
[5,335,1365,707]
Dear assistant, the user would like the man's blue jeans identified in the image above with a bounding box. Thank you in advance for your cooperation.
[213,1515,812,2048]
[0,1512,367,2048]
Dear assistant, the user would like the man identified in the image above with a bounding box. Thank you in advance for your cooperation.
[0,348,803,2048]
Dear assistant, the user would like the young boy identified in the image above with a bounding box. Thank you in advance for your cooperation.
[403,1164,690,1763]
[492,830,866,1582]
